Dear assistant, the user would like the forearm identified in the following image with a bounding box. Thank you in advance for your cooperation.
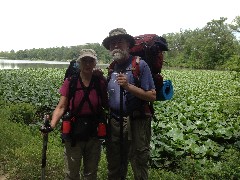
[50,96,69,128]
[50,108,66,128]
[123,83,156,102]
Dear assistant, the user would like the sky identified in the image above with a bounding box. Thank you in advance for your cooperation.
[0,0,239,52]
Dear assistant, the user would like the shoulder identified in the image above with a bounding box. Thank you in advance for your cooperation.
[63,78,71,86]
[133,57,150,73]
[138,58,152,76]
[139,58,148,66]
[132,56,148,66]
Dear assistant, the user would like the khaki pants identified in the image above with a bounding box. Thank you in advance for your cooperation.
[64,137,101,180]
[129,116,151,180]
[106,116,151,180]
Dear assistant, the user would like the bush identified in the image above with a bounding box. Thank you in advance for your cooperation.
[176,148,240,180]
[6,102,37,124]
[0,115,64,179]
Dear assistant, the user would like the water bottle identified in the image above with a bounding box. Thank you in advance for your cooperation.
[97,122,106,139]
[61,112,72,140]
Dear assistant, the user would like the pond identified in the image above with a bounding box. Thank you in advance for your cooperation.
[0,59,108,69]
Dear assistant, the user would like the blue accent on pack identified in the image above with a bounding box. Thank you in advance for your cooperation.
[157,80,174,101]
[73,62,79,69]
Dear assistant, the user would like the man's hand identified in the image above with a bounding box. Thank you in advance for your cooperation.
[40,122,53,133]
[117,73,129,89]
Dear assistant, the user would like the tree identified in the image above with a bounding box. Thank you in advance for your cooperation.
[165,17,239,69]
[229,16,240,33]
[201,17,237,68]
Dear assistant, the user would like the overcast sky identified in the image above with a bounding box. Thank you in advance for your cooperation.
[0,0,239,52]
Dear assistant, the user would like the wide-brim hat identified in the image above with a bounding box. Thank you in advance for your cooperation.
[77,49,98,62]
[102,28,135,50]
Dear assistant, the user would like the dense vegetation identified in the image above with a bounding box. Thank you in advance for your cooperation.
[1,16,240,70]
[0,15,239,180]
[0,67,239,179]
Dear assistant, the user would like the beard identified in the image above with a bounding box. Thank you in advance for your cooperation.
[111,49,129,63]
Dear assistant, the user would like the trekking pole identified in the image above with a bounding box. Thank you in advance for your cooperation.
[41,114,50,180]
[119,86,124,180]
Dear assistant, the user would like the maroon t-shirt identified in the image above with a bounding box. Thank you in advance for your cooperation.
[59,77,108,115]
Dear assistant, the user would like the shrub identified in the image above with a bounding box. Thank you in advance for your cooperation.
[6,102,37,124]
[176,148,240,180]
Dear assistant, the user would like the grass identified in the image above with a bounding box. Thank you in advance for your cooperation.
[0,113,183,179]
[2,113,240,180]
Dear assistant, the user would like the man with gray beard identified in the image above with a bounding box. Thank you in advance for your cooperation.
[102,28,156,180]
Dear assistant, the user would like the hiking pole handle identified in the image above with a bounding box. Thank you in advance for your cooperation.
[41,114,49,180]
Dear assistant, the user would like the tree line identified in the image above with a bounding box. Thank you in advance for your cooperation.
[165,16,240,71]
[1,16,239,70]
[0,43,111,64]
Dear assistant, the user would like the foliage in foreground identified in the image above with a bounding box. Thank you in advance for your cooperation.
[0,67,240,179]
[151,69,240,167]
[0,68,240,167]
[0,101,182,179]
[1,105,240,179]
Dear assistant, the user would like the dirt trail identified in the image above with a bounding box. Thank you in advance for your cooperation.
[0,174,8,180]
[0,170,8,180]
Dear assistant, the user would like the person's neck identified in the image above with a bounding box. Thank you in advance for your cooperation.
[80,72,92,82]
[116,55,130,66]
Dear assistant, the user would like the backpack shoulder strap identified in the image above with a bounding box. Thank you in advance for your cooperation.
[131,56,141,87]
[92,75,102,99]
[74,77,95,115]
[74,74,106,116]
[68,73,79,112]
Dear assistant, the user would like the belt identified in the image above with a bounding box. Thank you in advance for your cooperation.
[110,109,128,121]
[110,109,144,120]
[110,109,128,116]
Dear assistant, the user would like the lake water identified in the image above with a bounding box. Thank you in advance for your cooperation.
[0,59,108,69]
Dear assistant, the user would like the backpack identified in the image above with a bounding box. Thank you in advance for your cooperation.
[129,34,173,101]
[63,60,107,111]
[63,60,80,107]
[61,60,108,143]
[107,34,173,115]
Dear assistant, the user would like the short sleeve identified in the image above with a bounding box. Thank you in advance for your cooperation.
[59,79,70,97]
[139,60,155,91]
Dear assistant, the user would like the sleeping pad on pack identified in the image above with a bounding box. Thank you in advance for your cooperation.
[157,80,174,101]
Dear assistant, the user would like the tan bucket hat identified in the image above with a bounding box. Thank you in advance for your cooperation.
[102,28,135,50]
[77,49,98,61]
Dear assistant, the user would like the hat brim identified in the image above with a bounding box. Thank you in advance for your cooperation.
[102,34,135,50]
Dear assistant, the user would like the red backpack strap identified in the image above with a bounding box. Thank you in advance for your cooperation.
[131,56,141,86]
